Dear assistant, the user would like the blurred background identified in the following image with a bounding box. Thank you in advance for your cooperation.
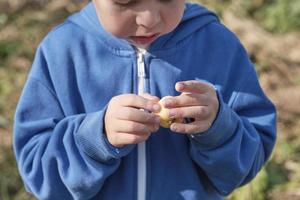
[0,0,299,199]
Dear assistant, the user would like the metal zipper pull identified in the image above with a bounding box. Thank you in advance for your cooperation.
[137,48,146,95]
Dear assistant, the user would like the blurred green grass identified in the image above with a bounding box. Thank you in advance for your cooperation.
[1,0,300,199]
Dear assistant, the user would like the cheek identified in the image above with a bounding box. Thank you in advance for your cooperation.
[162,7,184,33]
[100,12,135,38]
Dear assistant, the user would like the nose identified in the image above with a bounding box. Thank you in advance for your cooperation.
[136,9,161,29]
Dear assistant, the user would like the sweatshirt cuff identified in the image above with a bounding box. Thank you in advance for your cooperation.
[188,89,239,150]
[75,110,135,162]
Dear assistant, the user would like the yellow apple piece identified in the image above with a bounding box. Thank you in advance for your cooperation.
[155,96,182,128]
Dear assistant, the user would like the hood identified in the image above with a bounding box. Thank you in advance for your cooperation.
[67,2,219,51]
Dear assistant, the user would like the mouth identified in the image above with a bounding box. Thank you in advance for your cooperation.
[129,33,160,46]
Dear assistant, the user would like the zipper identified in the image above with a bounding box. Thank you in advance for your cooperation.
[136,47,147,200]
[137,48,146,95]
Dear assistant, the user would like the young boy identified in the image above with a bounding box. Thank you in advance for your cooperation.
[13,0,277,199]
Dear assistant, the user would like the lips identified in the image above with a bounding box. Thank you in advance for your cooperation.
[129,33,160,45]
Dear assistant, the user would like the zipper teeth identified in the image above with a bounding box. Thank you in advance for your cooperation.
[137,143,146,200]
[137,48,146,200]
[137,49,146,95]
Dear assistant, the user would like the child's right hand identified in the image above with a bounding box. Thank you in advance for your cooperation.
[104,94,161,148]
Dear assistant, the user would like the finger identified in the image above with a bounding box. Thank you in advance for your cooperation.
[175,80,215,94]
[140,93,160,102]
[114,120,159,134]
[170,120,212,134]
[117,107,161,124]
[115,94,160,112]
[161,93,210,108]
[168,106,209,120]
[114,132,151,146]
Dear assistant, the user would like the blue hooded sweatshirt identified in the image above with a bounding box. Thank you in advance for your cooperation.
[13,2,277,200]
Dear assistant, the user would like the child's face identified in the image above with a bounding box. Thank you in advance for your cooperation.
[93,0,185,46]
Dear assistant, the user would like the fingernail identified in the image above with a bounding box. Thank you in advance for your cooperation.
[170,124,177,132]
[176,82,184,90]
[163,99,171,107]
[152,104,160,112]
[155,116,160,123]
[169,110,176,118]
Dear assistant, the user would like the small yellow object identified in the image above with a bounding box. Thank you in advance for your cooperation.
[155,96,182,128]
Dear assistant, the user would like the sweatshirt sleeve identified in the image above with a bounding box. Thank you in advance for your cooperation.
[187,37,277,196]
[13,47,134,200]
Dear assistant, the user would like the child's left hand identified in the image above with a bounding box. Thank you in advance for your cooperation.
[162,80,219,134]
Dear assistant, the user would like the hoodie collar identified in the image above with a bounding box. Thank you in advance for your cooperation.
[67,2,218,56]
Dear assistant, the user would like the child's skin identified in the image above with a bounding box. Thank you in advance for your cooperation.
[93,0,185,46]
[93,0,219,148]
[105,82,219,148]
